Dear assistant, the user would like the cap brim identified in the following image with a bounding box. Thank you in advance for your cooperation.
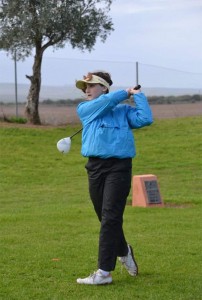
[76,80,87,90]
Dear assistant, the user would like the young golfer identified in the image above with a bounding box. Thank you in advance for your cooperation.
[75,71,153,285]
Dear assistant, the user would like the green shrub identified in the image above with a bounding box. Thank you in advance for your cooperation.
[8,116,27,124]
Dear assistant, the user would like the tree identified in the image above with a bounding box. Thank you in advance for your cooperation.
[0,0,113,124]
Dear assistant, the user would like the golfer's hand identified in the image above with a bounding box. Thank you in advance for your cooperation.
[126,87,141,97]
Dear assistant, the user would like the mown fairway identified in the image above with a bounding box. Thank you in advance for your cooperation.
[0,117,202,299]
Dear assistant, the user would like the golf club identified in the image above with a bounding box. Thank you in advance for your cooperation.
[56,85,141,154]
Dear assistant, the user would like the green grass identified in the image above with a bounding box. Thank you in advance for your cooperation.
[0,117,202,299]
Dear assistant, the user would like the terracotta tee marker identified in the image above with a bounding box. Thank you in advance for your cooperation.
[132,174,164,207]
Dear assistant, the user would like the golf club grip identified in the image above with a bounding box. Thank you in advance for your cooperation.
[134,84,141,90]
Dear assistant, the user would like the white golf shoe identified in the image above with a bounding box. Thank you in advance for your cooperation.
[77,269,112,285]
[118,245,138,276]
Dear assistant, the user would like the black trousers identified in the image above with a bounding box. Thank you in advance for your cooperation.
[85,157,132,271]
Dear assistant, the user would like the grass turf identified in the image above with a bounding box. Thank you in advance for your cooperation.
[0,117,202,299]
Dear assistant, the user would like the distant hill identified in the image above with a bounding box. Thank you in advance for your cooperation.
[0,83,201,103]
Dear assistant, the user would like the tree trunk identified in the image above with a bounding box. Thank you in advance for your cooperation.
[25,49,43,125]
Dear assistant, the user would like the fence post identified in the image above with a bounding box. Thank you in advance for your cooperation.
[136,61,139,86]
[14,51,18,117]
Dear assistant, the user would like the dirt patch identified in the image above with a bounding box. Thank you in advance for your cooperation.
[1,102,202,126]
[151,102,202,119]
[164,203,194,208]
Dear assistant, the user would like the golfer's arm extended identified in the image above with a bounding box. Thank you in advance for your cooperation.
[127,93,153,128]
[77,90,128,125]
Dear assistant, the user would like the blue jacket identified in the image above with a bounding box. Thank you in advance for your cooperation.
[77,90,153,159]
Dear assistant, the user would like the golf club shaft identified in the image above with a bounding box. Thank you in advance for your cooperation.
[70,128,83,139]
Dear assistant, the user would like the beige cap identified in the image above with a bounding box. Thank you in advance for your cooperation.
[76,73,110,91]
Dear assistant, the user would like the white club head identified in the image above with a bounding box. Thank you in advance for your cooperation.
[57,137,71,154]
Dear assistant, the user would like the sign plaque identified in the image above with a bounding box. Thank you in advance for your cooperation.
[144,180,162,204]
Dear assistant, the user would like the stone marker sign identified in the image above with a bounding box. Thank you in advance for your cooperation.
[132,174,163,207]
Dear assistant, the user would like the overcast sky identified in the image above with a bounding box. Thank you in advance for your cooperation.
[1,0,202,88]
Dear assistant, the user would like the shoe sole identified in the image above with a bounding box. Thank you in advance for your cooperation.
[76,275,113,285]
[128,245,138,276]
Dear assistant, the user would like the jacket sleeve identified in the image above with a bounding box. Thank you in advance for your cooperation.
[126,93,153,128]
[77,90,128,125]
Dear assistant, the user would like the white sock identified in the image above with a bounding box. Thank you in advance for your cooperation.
[99,269,110,276]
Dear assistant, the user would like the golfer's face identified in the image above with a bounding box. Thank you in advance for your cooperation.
[85,83,105,100]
